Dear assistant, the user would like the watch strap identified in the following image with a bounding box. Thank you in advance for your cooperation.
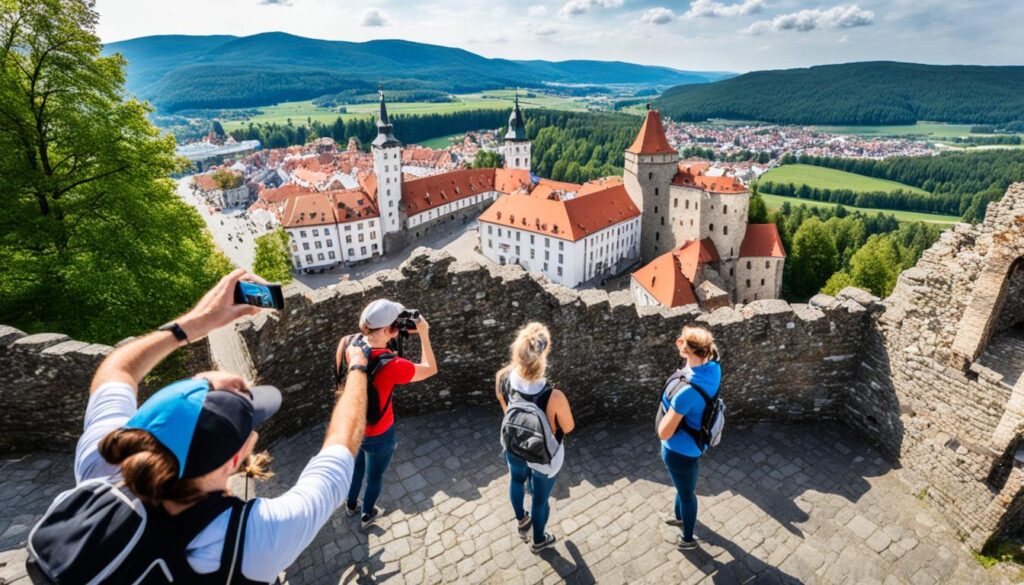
[348,364,368,374]
[159,321,189,343]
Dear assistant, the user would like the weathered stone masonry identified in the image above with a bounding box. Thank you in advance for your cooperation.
[3,183,1023,550]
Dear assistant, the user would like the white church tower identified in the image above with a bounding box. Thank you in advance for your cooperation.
[372,85,404,234]
[500,91,531,171]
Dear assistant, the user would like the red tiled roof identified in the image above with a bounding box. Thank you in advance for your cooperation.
[402,168,499,215]
[578,177,623,197]
[359,172,378,200]
[626,110,677,156]
[671,168,747,194]
[280,193,337,228]
[631,253,697,308]
[192,174,218,191]
[494,168,533,194]
[479,184,639,242]
[332,188,380,224]
[675,238,720,281]
[260,184,316,204]
[739,224,787,258]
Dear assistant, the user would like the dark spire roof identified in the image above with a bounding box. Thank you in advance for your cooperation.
[373,83,401,149]
[504,89,528,142]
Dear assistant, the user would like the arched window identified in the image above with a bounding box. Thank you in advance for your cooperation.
[674,198,678,208]
[685,200,690,209]
[765,261,770,269]
[648,172,653,180]
[723,205,728,214]
[747,261,752,269]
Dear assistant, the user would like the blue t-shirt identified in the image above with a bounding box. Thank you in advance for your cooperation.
[661,361,722,457]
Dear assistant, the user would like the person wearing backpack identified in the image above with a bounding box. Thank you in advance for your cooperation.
[27,269,373,584]
[656,325,722,552]
[335,299,438,529]
[495,322,575,553]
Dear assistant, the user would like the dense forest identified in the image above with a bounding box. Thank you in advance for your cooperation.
[758,191,941,300]
[654,62,1024,125]
[775,150,1024,222]
[229,109,643,184]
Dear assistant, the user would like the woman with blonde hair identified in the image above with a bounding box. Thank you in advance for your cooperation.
[656,324,722,551]
[495,322,575,553]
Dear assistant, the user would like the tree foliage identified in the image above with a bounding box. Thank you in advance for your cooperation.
[748,187,768,223]
[469,150,502,169]
[789,218,839,298]
[0,0,231,343]
[252,229,293,284]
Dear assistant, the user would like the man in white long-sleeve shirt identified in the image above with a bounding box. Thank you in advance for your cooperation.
[34,269,370,583]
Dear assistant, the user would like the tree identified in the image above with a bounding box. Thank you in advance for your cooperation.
[469,149,502,169]
[748,187,769,223]
[789,218,839,299]
[211,169,242,190]
[211,120,226,138]
[253,229,294,284]
[0,0,232,343]
[848,234,902,297]
[821,271,855,296]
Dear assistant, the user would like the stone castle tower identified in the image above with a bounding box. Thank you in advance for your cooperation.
[500,91,531,171]
[623,106,681,263]
[372,87,404,235]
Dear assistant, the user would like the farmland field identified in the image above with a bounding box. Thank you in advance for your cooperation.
[811,121,995,141]
[417,133,465,148]
[760,193,960,226]
[221,90,586,131]
[759,164,929,194]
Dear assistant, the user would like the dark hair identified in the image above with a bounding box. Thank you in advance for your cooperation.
[98,429,206,506]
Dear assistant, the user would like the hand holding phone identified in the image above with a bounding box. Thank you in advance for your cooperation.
[234,281,285,310]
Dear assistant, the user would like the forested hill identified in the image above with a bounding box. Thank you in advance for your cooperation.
[654,62,1024,125]
[103,33,731,112]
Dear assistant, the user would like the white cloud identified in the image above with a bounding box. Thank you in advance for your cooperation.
[558,0,624,18]
[534,25,559,36]
[640,7,675,25]
[360,8,388,27]
[685,0,764,19]
[743,4,875,35]
[528,5,548,16]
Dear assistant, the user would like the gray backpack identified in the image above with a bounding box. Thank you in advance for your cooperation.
[500,378,560,465]
[655,371,726,451]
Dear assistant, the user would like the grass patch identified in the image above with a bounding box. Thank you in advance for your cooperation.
[416,133,465,149]
[974,540,1024,570]
[760,164,929,195]
[222,90,586,132]
[811,121,990,140]
[760,193,960,226]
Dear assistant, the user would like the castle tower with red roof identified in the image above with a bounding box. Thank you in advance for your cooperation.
[372,85,404,234]
[623,104,680,263]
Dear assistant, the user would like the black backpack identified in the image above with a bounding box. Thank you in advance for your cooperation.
[499,376,560,465]
[26,479,263,584]
[337,334,398,425]
[655,371,726,452]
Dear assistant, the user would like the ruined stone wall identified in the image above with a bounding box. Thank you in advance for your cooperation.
[235,249,879,448]
[847,183,1024,548]
[0,326,213,453]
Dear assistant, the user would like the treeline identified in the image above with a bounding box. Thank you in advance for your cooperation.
[230,109,510,150]
[780,150,1024,222]
[763,192,940,300]
[757,181,960,216]
[312,89,453,108]
[952,135,1022,146]
[654,62,1024,125]
[681,145,772,163]
[525,111,641,183]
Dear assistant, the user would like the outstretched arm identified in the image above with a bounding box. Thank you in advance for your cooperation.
[89,269,263,394]
[410,317,438,382]
[323,344,369,454]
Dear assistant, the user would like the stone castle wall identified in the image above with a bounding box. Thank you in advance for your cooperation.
[3,184,1023,549]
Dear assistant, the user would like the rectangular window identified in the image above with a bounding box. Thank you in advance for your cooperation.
[313,229,319,237]
[530,234,535,244]
[300,230,307,238]
[488,225,493,234]
[328,251,336,260]
[324,228,330,235]
[349,248,355,255]
[557,266,563,276]
[530,249,535,259]
[559,241,564,251]
[317,253,324,261]
[358,234,364,243]
[293,255,300,266]
[305,254,312,263]
[543,262,548,271]
[345,235,352,244]
[315,241,322,249]
[345,225,351,231]
[361,246,367,255]
[327,239,333,247]
[545,239,550,248]
[372,244,379,251]
[357,223,364,230]
[545,251,550,260]
[516,232,520,242]
[488,239,493,248]
[558,254,563,264]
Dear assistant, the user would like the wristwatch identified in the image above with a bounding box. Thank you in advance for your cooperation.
[348,364,368,374]
[158,321,189,344]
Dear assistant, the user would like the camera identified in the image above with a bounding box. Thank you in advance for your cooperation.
[394,309,420,333]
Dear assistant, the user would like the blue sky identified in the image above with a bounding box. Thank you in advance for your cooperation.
[96,0,1022,72]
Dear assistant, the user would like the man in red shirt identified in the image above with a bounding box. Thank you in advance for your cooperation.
[336,299,438,528]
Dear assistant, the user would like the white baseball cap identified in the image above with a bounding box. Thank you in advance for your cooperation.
[360,299,406,329]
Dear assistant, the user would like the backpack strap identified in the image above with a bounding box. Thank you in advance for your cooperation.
[220,498,259,584]
[165,492,237,549]
[370,351,398,421]
[660,372,690,410]
[677,381,714,446]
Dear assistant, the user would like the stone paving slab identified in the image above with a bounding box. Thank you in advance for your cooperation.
[0,411,1007,585]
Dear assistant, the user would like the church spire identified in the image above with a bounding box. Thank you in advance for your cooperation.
[504,88,527,142]
[372,81,401,149]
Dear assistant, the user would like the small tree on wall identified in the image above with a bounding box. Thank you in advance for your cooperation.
[253,229,294,284]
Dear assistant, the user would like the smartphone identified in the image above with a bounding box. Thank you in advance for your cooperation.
[234,281,285,310]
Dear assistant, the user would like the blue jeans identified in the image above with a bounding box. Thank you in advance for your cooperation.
[505,451,557,545]
[661,446,700,541]
[346,426,397,515]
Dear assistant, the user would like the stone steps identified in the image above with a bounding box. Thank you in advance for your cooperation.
[978,327,1024,389]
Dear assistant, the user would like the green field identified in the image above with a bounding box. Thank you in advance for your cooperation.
[417,133,465,149]
[759,164,930,195]
[812,121,997,141]
[760,193,960,225]
[221,90,586,131]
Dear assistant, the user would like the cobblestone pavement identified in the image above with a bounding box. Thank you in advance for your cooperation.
[0,412,1006,585]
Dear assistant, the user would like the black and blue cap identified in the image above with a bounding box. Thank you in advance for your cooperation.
[124,378,282,479]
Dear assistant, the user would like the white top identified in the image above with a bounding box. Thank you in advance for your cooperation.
[508,370,564,478]
[71,383,355,583]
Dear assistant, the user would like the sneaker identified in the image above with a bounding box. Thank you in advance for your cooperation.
[531,532,557,553]
[676,535,698,551]
[361,506,385,529]
[516,513,532,542]
[345,500,360,517]
[663,515,683,527]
